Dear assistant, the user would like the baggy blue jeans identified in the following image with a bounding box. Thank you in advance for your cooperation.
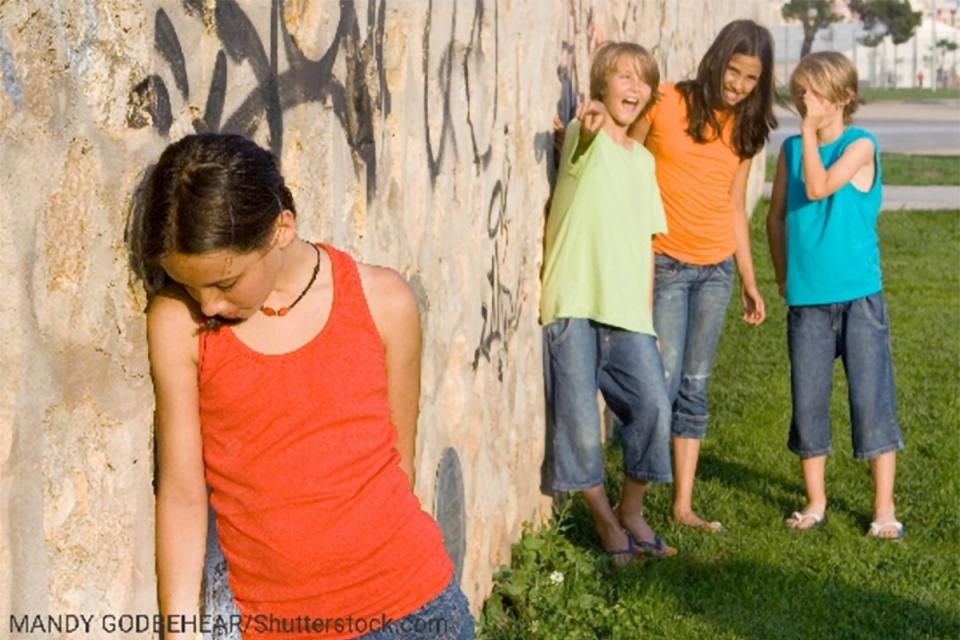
[787,291,904,459]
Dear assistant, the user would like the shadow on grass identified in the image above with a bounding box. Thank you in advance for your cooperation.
[629,556,960,639]
[696,451,877,530]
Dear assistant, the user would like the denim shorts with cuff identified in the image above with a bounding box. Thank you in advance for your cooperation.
[787,291,904,460]
[541,318,673,492]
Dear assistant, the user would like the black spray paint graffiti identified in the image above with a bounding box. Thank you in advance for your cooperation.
[128,0,388,200]
[423,0,500,183]
[420,0,520,375]
[556,0,605,125]
[473,155,522,380]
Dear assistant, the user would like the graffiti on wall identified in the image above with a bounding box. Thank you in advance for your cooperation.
[127,0,388,200]
[472,155,522,380]
[556,0,606,125]
[422,0,500,182]
[419,0,521,376]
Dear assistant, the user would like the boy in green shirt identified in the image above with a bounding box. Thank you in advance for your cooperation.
[541,42,675,561]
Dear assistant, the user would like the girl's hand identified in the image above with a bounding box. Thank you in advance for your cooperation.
[801,92,830,131]
[576,100,608,140]
[740,281,766,325]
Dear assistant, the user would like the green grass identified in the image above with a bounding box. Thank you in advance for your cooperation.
[765,153,960,186]
[479,208,960,640]
[858,87,960,102]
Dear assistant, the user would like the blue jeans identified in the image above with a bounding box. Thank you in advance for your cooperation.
[358,578,474,639]
[787,292,903,460]
[541,318,673,492]
[653,254,734,439]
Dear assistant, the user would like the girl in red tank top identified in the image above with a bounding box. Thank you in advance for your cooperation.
[135,134,473,639]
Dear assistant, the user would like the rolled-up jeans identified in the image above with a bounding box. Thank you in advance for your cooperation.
[541,318,673,492]
[653,253,734,440]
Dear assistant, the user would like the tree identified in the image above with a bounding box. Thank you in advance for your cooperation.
[850,0,922,47]
[782,0,842,59]
[850,0,922,88]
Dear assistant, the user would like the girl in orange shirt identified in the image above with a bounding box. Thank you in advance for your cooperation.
[629,20,776,531]
[134,134,472,639]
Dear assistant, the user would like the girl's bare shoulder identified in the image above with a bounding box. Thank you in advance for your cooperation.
[146,285,203,364]
[355,262,420,340]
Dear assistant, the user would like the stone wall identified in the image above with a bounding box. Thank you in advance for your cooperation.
[0,0,770,631]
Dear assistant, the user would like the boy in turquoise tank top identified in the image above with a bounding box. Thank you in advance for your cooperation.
[540,42,676,562]
[767,52,904,540]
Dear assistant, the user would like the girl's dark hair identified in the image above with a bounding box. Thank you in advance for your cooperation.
[676,20,777,159]
[138,134,296,281]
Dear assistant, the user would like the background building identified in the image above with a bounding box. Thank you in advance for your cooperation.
[769,0,960,87]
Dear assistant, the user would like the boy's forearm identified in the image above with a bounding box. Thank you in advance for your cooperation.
[766,214,787,288]
[571,133,595,164]
[801,126,829,199]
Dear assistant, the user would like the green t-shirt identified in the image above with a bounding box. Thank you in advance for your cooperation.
[540,119,667,335]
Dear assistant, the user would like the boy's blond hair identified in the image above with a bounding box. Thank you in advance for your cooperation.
[790,51,863,124]
[589,42,660,116]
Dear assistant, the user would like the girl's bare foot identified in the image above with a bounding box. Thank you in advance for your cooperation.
[672,509,723,532]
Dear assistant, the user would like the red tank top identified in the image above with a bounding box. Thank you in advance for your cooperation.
[198,244,453,639]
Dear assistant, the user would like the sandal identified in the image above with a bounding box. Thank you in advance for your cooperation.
[785,511,825,531]
[604,530,641,566]
[867,520,904,541]
[629,533,678,558]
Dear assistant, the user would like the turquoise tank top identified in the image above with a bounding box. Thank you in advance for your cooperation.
[782,127,883,306]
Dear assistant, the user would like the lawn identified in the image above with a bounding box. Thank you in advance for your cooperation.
[479,207,960,640]
[765,153,960,186]
[858,87,960,102]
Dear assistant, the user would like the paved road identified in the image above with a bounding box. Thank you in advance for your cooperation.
[769,100,960,155]
[762,183,960,211]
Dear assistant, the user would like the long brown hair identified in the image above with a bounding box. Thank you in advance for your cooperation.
[676,20,777,159]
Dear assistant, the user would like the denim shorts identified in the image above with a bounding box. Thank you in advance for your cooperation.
[358,578,474,639]
[787,291,903,460]
[541,318,673,492]
[653,254,734,439]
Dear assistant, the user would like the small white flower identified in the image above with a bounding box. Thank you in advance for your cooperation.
[549,570,564,585]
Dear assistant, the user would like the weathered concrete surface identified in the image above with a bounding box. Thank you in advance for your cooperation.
[0,0,772,629]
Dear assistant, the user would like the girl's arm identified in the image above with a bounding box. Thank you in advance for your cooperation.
[730,156,766,325]
[628,117,651,144]
[361,265,422,488]
[147,291,208,638]
[800,94,875,200]
[766,150,789,297]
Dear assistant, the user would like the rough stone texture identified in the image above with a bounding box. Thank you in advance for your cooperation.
[0,0,771,629]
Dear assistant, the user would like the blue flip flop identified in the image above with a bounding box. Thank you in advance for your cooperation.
[629,533,678,558]
[605,531,640,564]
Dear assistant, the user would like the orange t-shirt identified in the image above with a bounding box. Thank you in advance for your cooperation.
[645,83,742,265]
[199,244,452,639]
